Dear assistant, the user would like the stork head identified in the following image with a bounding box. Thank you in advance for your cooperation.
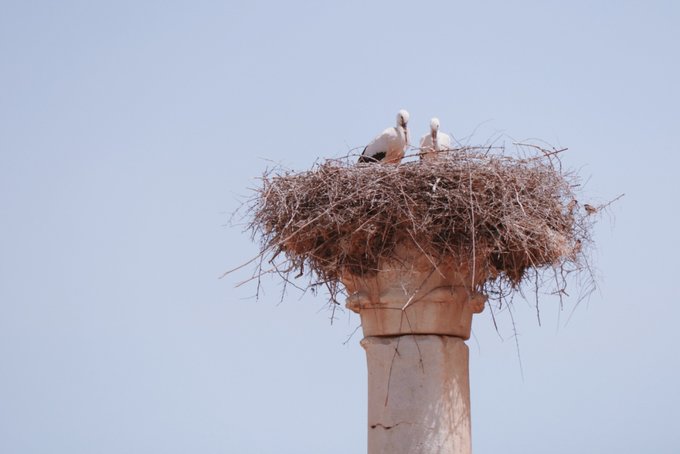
[430,117,440,133]
[397,109,410,128]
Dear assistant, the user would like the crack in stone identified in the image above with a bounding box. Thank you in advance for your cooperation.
[370,422,406,430]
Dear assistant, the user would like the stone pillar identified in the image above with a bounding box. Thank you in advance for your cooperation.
[344,245,485,454]
[363,336,471,453]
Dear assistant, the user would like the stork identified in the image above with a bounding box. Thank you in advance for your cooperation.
[358,109,410,164]
[419,117,452,161]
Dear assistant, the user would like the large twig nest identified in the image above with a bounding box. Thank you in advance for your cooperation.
[242,146,599,307]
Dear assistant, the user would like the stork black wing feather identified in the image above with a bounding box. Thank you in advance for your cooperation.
[358,151,386,163]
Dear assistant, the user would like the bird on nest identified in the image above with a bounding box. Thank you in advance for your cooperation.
[419,117,452,161]
[358,109,410,164]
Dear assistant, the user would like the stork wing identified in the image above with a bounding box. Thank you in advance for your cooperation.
[419,134,432,149]
[439,133,452,150]
[361,127,396,158]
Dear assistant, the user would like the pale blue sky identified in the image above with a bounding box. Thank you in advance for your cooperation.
[1,1,679,453]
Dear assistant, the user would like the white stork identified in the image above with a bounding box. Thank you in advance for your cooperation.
[419,117,452,161]
[358,109,410,164]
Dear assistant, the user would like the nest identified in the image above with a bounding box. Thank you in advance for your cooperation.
[240,146,601,309]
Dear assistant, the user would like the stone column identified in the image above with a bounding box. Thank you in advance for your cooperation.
[344,245,485,454]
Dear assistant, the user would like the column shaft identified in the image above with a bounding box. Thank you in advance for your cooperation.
[362,335,471,454]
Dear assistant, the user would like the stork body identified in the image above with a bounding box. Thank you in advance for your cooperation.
[359,110,410,164]
[419,118,452,161]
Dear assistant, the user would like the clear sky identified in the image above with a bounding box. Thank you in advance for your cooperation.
[1,1,679,453]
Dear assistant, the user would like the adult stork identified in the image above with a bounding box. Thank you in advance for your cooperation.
[358,109,410,164]
[419,117,452,161]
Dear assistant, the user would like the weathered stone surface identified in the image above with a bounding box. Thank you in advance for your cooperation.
[343,244,485,338]
[363,335,471,454]
[346,244,480,454]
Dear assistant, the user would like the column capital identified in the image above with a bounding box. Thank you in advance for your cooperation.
[342,244,486,339]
